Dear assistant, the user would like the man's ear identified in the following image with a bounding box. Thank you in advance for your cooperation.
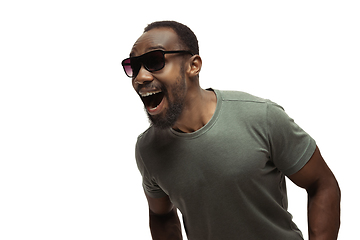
[186,55,202,78]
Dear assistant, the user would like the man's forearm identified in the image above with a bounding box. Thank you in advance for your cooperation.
[307,179,341,240]
[149,208,182,240]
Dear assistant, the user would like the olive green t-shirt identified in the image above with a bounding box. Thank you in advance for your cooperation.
[135,89,316,240]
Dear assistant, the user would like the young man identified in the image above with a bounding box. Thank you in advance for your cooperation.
[122,21,340,240]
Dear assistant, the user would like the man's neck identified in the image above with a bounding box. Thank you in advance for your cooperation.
[172,88,217,133]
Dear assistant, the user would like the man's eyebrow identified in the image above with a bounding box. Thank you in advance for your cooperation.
[129,45,166,58]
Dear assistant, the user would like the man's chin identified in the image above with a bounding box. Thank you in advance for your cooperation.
[147,111,174,129]
[146,101,184,130]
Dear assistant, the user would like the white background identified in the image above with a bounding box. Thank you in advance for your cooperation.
[1,1,359,239]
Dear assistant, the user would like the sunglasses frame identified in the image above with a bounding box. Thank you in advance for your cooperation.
[121,49,194,78]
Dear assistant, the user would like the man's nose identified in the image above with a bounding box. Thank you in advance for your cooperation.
[133,66,153,85]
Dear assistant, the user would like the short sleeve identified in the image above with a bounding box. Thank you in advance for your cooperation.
[135,142,167,198]
[266,103,316,176]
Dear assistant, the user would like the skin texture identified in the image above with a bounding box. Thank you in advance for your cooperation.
[130,27,341,240]
[288,146,341,239]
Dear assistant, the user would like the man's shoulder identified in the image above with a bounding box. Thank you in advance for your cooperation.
[217,89,267,103]
[136,125,168,149]
[137,126,153,144]
[216,89,285,121]
[217,90,277,108]
[218,90,269,104]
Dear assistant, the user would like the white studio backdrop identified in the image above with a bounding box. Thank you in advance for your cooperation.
[0,1,358,239]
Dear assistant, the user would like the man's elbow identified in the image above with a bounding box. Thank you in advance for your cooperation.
[307,172,340,200]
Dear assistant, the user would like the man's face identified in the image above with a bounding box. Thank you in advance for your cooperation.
[130,28,189,129]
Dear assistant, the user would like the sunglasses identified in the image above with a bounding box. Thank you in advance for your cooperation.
[121,49,194,78]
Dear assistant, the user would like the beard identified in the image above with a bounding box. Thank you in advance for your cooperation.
[146,69,186,129]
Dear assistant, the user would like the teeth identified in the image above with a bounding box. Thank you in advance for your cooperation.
[140,90,161,97]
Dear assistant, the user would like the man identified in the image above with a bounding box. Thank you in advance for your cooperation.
[121,21,341,240]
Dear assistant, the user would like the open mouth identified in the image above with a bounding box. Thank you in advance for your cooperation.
[140,90,165,112]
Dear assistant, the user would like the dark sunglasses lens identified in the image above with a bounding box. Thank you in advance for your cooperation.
[122,59,133,77]
[122,51,165,78]
[143,51,165,71]
[130,59,141,78]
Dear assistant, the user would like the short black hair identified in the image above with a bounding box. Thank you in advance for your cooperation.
[144,20,199,55]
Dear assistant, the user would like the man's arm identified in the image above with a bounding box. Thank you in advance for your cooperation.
[288,146,341,240]
[145,192,182,240]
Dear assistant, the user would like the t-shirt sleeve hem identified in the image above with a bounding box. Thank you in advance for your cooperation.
[142,184,168,198]
[282,137,317,176]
